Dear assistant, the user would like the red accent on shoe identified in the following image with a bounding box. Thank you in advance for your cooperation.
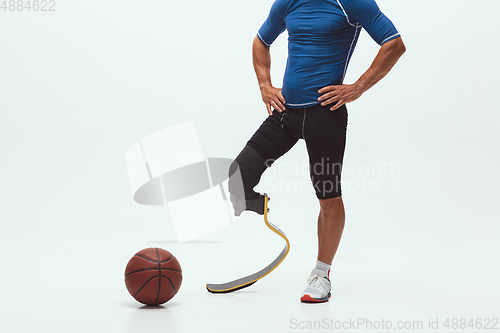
[328,269,330,278]
[300,294,329,303]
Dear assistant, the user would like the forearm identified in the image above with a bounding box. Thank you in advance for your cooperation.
[253,36,273,89]
[353,37,406,94]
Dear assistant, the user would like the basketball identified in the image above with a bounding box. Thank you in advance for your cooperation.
[124,247,182,305]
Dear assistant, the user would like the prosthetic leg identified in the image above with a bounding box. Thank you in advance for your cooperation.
[206,144,290,293]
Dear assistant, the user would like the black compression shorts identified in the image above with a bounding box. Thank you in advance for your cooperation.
[246,103,348,199]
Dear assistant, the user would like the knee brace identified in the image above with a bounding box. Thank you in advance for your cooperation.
[228,144,269,216]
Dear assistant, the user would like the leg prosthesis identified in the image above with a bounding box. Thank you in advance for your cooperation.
[206,144,289,293]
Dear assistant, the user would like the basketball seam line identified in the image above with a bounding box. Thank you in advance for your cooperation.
[155,248,161,305]
[134,254,173,263]
[133,275,158,297]
[125,268,182,277]
[161,254,173,263]
[160,275,176,293]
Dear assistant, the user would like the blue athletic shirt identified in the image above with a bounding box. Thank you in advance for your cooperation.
[257,0,400,107]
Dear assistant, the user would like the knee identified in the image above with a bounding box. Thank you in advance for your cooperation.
[319,196,343,214]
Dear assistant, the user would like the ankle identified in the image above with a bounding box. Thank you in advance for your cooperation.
[314,260,331,278]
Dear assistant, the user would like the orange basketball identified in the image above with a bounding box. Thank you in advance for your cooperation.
[124,248,182,305]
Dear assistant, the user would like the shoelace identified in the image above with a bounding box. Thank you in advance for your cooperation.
[307,274,319,284]
[306,274,329,290]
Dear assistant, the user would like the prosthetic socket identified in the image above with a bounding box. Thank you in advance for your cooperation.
[228,144,270,216]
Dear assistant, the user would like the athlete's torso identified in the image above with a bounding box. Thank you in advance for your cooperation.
[283,0,358,107]
[257,0,400,107]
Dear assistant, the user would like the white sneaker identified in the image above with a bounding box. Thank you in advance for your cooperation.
[300,268,332,303]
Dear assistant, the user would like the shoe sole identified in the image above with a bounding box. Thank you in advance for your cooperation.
[300,292,331,303]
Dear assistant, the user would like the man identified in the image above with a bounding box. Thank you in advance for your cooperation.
[228,0,405,303]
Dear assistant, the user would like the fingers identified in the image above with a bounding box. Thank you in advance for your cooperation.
[266,103,272,116]
[318,85,338,94]
[320,95,338,106]
[272,90,286,111]
[277,91,286,105]
[317,84,356,110]
[318,91,337,101]
[261,86,286,114]
[270,100,282,113]
[275,99,286,112]
[330,101,344,111]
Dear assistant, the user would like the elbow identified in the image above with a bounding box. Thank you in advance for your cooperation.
[400,43,406,56]
[383,37,406,57]
[396,38,406,56]
[253,35,270,58]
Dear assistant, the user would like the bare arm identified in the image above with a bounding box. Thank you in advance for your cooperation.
[318,37,406,111]
[253,35,286,115]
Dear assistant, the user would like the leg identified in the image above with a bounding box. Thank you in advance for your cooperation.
[317,196,345,264]
[228,108,301,216]
[300,198,344,303]
[300,103,348,303]
[228,144,269,215]
[303,103,348,264]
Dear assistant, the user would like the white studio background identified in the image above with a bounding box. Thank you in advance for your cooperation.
[0,0,499,332]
